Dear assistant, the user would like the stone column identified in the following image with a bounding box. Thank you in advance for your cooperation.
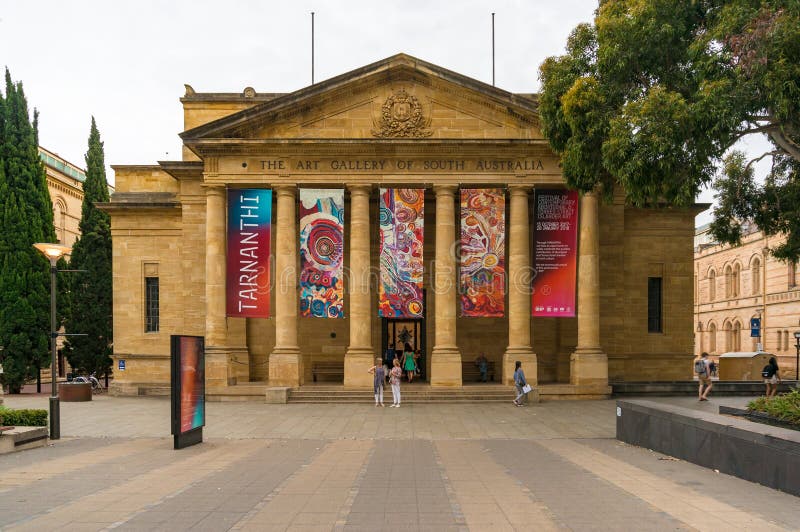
[503,185,537,385]
[570,190,608,386]
[204,185,229,388]
[430,185,462,387]
[269,185,303,387]
[344,185,374,387]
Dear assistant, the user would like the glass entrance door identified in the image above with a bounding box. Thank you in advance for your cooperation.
[382,319,426,381]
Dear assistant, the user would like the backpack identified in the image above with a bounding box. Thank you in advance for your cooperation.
[761,364,775,379]
[694,359,707,376]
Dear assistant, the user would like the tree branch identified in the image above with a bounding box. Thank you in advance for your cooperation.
[745,151,781,172]
[768,127,800,162]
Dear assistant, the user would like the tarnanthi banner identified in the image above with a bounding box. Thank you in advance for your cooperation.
[460,188,506,317]
[226,189,272,318]
[532,189,578,317]
[378,188,424,318]
[299,189,345,318]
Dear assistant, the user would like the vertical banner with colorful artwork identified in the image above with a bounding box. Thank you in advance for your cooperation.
[299,189,345,318]
[532,189,578,317]
[378,188,424,318]
[459,188,506,317]
[226,189,272,318]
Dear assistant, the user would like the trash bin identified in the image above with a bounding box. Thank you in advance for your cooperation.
[718,351,772,381]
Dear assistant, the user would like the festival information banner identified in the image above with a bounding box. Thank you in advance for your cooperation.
[378,188,424,318]
[299,189,345,318]
[460,188,506,317]
[226,189,272,318]
[532,189,578,317]
[170,335,205,449]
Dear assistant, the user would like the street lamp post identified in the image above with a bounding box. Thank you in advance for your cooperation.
[33,243,71,440]
[794,331,800,381]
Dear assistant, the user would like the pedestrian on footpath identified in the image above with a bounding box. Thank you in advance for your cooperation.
[694,351,713,401]
[389,358,403,407]
[368,358,385,407]
[762,357,781,397]
[513,360,528,406]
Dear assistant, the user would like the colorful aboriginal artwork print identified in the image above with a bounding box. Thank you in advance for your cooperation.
[378,188,424,318]
[299,189,345,318]
[459,188,506,317]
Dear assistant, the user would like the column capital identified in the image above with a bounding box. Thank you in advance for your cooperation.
[347,184,371,196]
[201,184,226,195]
[507,184,533,196]
[274,184,297,197]
[433,184,459,196]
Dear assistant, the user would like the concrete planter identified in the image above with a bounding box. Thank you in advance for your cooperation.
[59,382,92,402]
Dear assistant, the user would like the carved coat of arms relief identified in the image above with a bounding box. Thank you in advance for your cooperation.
[372,88,432,138]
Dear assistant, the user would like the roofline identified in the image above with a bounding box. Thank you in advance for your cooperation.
[179,53,540,142]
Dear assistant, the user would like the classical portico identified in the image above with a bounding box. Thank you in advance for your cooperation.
[105,54,698,400]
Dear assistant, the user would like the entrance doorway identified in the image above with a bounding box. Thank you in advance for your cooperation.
[381,319,426,381]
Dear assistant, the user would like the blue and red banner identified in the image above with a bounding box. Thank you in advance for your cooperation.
[226,189,272,318]
[532,189,578,317]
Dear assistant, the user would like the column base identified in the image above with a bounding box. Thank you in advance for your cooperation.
[570,348,608,386]
[268,346,303,387]
[430,346,462,387]
[344,347,376,388]
[205,345,250,389]
[502,347,537,386]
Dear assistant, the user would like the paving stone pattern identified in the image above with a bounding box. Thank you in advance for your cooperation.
[0,395,798,531]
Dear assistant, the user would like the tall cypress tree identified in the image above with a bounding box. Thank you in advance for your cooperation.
[63,117,112,378]
[0,68,56,393]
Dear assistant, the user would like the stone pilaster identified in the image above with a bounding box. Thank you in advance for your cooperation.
[430,185,462,387]
[503,185,537,385]
[344,185,375,387]
[268,185,303,387]
[570,190,608,386]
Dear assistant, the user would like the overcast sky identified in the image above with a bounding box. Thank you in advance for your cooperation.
[0,0,769,226]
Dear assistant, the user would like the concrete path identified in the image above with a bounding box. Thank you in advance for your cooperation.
[1,394,797,531]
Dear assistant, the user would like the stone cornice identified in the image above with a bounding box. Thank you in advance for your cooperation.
[158,160,204,180]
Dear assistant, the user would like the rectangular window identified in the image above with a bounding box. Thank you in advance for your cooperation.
[145,277,159,333]
[647,277,663,333]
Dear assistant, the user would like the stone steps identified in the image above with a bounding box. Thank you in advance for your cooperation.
[288,386,516,403]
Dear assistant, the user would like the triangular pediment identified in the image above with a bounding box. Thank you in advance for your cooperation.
[180,54,542,149]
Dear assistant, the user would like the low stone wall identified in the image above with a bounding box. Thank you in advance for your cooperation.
[616,399,800,497]
[612,380,797,396]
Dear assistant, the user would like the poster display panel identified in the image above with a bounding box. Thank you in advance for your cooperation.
[299,189,345,318]
[378,188,424,318]
[226,189,272,318]
[459,188,505,317]
[170,335,205,449]
[532,189,578,317]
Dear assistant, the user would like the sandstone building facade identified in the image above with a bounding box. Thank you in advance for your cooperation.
[104,55,699,399]
[695,224,800,376]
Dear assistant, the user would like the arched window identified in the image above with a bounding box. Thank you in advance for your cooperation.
[790,262,797,288]
[751,257,761,294]
[53,199,66,244]
[724,265,733,298]
[776,330,783,351]
[708,269,716,302]
[724,322,733,352]
[733,321,741,351]
[733,264,741,297]
[784,330,790,351]
[709,322,717,353]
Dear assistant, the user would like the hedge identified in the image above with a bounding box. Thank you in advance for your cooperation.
[747,389,800,428]
[0,407,48,426]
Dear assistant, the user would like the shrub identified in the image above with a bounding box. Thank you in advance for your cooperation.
[0,406,48,426]
[747,389,800,427]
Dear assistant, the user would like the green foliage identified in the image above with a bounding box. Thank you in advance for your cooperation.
[747,389,800,427]
[0,406,48,426]
[0,68,55,393]
[63,117,112,377]
[539,0,800,259]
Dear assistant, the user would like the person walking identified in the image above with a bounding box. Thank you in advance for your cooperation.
[401,343,416,383]
[368,358,386,407]
[389,359,403,407]
[513,360,528,406]
[762,356,781,397]
[694,351,713,401]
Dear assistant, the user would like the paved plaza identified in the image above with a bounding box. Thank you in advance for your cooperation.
[1,394,799,531]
